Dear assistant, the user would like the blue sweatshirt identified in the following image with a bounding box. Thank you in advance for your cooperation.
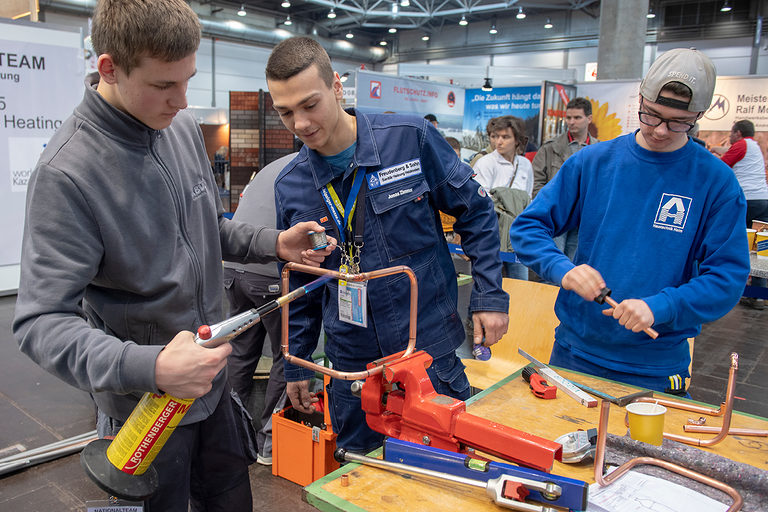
[510,132,750,376]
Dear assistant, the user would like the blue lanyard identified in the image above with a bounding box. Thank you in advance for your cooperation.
[320,168,365,245]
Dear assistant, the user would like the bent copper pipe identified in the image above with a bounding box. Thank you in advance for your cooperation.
[280,262,418,380]
[629,353,738,447]
[594,400,743,512]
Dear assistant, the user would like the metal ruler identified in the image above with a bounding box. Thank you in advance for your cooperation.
[518,349,597,408]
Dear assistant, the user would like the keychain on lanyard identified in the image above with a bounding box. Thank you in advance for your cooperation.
[321,168,366,275]
[320,168,368,327]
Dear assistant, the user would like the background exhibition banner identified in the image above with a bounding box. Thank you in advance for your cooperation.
[576,79,641,141]
[700,75,768,131]
[0,21,83,292]
[539,81,578,145]
[355,70,465,135]
[462,86,541,151]
[577,75,768,141]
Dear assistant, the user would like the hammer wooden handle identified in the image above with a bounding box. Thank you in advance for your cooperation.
[597,288,659,340]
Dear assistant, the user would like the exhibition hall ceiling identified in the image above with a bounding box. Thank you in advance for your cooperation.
[207,0,601,40]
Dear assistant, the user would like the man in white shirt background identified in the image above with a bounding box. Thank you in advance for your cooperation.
[714,119,768,309]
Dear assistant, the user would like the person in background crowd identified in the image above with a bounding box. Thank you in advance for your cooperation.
[688,123,706,147]
[472,115,533,281]
[469,117,497,169]
[440,136,468,257]
[424,113,439,129]
[12,2,334,510]
[266,37,509,453]
[511,48,750,395]
[213,145,229,192]
[446,136,462,157]
[713,119,768,310]
[224,153,299,467]
[532,97,599,262]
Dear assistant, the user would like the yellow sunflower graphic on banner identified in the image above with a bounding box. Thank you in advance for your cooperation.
[587,98,623,140]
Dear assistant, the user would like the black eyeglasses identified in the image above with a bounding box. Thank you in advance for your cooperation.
[638,111,696,133]
[637,101,697,133]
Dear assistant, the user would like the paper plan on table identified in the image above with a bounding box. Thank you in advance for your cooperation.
[587,468,728,512]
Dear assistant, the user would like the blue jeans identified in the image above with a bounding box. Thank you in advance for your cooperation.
[554,228,579,261]
[504,261,529,281]
[549,341,691,398]
[326,352,471,452]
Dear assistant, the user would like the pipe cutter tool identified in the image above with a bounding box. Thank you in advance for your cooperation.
[522,366,557,400]
[383,438,589,511]
[355,349,563,473]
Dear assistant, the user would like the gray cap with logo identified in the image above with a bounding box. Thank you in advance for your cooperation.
[639,48,716,113]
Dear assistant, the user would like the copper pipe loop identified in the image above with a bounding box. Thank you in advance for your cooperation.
[280,262,418,381]
[628,353,739,447]
[594,400,743,512]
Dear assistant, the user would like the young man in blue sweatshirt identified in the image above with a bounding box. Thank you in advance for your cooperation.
[510,49,750,395]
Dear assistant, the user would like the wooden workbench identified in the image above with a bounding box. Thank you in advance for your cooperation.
[304,368,768,511]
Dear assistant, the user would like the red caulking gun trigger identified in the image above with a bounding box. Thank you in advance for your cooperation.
[522,366,557,400]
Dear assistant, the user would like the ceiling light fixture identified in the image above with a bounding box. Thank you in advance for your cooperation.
[720,1,732,12]
[237,4,246,16]
[646,8,656,18]
[421,34,430,41]
[346,31,354,39]
[379,40,388,46]
[481,78,493,91]
[281,0,291,7]
[516,6,526,19]
[459,14,468,26]
[544,18,553,29]
[400,0,410,6]
[489,24,498,34]
[284,15,292,25]
[327,8,336,18]
[388,27,397,33]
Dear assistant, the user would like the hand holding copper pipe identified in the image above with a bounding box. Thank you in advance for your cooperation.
[595,288,659,340]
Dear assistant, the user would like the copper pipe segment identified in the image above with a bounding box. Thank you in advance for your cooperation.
[683,426,767,436]
[630,353,739,446]
[280,262,418,380]
[594,400,743,512]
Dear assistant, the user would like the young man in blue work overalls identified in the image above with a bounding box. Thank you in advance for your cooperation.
[266,37,510,453]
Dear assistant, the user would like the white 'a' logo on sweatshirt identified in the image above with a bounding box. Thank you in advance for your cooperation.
[653,193,692,233]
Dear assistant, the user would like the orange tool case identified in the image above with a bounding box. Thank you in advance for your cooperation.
[272,380,339,486]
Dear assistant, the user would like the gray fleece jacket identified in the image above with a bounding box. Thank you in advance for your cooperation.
[13,74,279,425]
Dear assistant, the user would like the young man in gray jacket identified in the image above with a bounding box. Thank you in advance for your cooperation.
[12,1,333,510]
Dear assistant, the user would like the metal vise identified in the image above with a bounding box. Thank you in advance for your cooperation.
[356,349,563,473]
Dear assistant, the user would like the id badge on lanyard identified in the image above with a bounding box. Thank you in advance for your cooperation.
[322,169,368,328]
[337,279,367,327]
